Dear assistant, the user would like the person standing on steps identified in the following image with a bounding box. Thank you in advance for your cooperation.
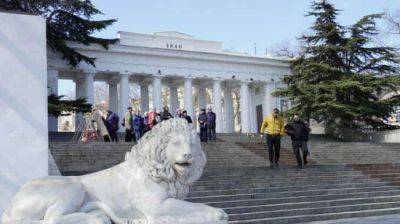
[285,113,311,169]
[105,110,119,142]
[181,110,192,124]
[260,108,285,168]
[121,107,134,142]
[198,108,208,142]
[148,108,158,129]
[161,106,173,121]
[206,107,217,141]
[133,110,145,142]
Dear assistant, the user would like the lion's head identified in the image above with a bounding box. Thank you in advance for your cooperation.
[126,118,206,199]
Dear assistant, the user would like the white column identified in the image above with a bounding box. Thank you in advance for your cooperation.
[169,84,179,115]
[74,77,85,130]
[223,86,234,133]
[249,86,257,133]
[240,81,251,133]
[198,85,207,110]
[152,75,163,111]
[213,79,223,133]
[184,78,193,118]
[140,84,149,113]
[263,82,275,117]
[119,72,130,123]
[84,71,95,105]
[47,70,58,132]
[275,82,283,111]
[108,79,118,114]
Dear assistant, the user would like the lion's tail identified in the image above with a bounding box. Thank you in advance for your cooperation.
[79,201,147,224]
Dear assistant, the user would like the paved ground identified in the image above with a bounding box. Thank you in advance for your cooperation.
[308,214,400,224]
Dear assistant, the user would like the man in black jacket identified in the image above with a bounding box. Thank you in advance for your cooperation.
[198,109,208,142]
[182,110,192,124]
[285,113,311,169]
[161,106,173,121]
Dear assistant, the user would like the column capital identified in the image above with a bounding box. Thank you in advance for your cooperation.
[119,70,132,76]
[183,75,193,80]
[153,74,164,79]
[83,70,96,75]
[184,77,193,82]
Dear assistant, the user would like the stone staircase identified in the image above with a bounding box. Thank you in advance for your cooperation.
[189,165,400,223]
[50,140,268,175]
[49,133,400,223]
[50,142,132,175]
[235,142,316,166]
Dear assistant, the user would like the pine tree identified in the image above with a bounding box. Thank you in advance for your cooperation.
[0,0,117,67]
[48,94,92,117]
[275,0,400,134]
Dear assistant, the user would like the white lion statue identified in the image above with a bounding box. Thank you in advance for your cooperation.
[2,118,228,224]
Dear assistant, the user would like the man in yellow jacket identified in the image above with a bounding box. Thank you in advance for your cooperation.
[260,108,285,168]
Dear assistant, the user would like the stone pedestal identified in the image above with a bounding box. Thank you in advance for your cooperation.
[0,12,48,215]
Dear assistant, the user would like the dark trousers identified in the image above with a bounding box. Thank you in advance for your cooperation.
[125,129,133,142]
[134,129,142,142]
[266,134,281,163]
[200,127,208,142]
[292,140,309,166]
[109,130,118,142]
[208,127,216,140]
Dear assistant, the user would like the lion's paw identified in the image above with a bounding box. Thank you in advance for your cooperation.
[202,206,228,221]
[213,208,229,221]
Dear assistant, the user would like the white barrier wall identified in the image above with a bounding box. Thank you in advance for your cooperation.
[0,12,48,215]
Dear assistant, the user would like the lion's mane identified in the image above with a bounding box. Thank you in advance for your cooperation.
[125,118,206,199]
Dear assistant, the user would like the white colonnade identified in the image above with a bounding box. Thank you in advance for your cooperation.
[55,70,279,134]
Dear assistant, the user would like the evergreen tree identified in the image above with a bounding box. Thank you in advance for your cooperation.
[48,94,92,117]
[276,0,400,134]
[0,0,117,67]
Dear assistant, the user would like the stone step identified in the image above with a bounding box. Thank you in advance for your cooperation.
[188,182,391,197]
[229,201,400,221]
[223,195,400,214]
[203,190,400,208]
[191,178,379,191]
[228,207,400,224]
[193,175,372,187]
[198,171,364,181]
[187,186,399,203]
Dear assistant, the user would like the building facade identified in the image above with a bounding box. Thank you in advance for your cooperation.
[48,31,291,133]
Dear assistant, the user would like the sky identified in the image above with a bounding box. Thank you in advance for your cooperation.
[91,0,400,54]
[59,0,400,96]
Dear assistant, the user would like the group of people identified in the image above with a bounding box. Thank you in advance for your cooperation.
[260,108,311,169]
[122,106,196,142]
[84,105,219,143]
[198,108,217,142]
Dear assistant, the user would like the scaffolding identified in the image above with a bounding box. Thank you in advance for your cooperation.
[71,109,110,143]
